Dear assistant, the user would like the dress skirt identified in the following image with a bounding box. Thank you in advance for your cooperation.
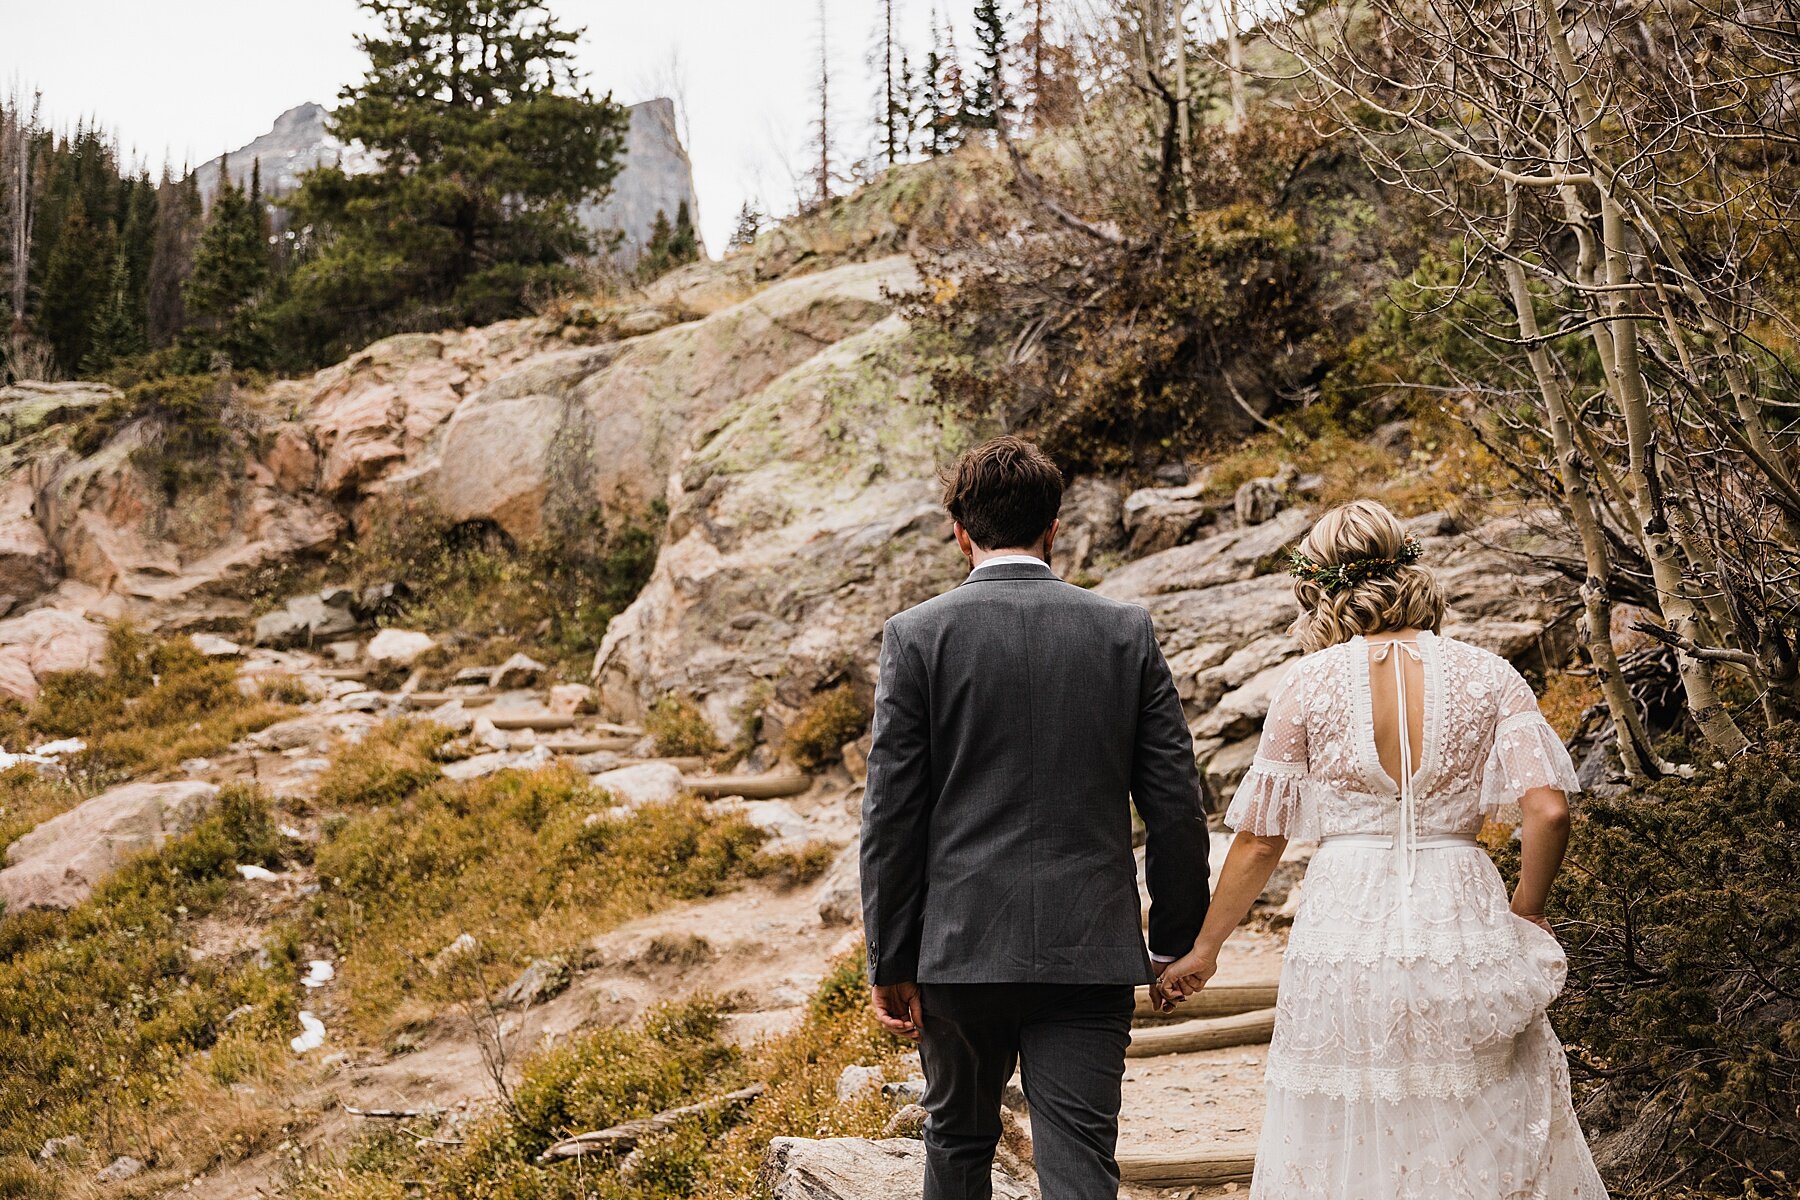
[1250,839,1610,1200]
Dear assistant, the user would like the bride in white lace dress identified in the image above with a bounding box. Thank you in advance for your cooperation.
[1157,500,1608,1200]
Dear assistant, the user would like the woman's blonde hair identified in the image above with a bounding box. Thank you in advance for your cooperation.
[1289,500,1446,652]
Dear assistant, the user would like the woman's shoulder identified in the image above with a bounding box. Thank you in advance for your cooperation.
[1430,632,1533,691]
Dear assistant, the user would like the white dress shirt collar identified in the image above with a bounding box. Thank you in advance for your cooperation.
[969,554,1051,575]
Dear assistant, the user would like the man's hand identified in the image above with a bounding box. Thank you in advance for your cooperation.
[1157,945,1219,1004]
[871,982,924,1041]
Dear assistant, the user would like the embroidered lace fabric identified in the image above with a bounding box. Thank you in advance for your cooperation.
[1225,631,1607,1199]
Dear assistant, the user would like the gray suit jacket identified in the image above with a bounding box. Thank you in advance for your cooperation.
[860,560,1211,986]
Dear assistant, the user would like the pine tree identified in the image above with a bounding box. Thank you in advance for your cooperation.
[147,166,203,346]
[966,0,1010,134]
[184,155,269,365]
[81,244,144,374]
[1019,0,1079,128]
[37,198,109,374]
[668,201,701,265]
[275,0,630,365]
[636,208,675,281]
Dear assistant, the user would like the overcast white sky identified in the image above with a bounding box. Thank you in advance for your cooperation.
[0,0,973,254]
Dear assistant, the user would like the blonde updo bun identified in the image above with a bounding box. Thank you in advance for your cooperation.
[1290,500,1445,653]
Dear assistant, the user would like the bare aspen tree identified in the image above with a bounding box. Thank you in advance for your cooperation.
[1269,0,1798,755]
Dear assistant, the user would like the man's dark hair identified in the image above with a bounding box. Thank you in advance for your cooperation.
[940,436,1065,550]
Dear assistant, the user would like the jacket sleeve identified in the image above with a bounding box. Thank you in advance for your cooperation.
[1130,606,1212,960]
[860,617,935,985]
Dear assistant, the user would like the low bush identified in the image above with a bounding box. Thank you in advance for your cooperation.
[290,951,909,1200]
[306,766,766,1037]
[0,626,292,786]
[230,497,658,677]
[1504,728,1799,1198]
[782,685,871,774]
[0,787,299,1169]
[645,694,721,758]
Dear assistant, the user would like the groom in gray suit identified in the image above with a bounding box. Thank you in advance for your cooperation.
[861,436,1211,1200]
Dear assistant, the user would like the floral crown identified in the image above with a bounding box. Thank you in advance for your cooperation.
[1287,538,1423,594]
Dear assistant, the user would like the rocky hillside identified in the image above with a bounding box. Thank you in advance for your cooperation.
[0,152,1590,1199]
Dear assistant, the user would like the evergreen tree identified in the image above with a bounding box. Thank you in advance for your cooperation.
[668,201,701,265]
[966,0,1010,134]
[36,198,109,374]
[147,166,203,347]
[1019,0,1079,129]
[870,0,902,167]
[184,155,269,365]
[274,0,629,366]
[637,208,676,281]
[81,244,144,373]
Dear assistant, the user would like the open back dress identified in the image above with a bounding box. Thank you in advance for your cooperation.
[1226,630,1609,1199]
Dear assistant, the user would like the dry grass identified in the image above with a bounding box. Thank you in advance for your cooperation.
[645,694,721,758]
[1197,407,1505,522]
[0,767,85,855]
[305,761,768,1038]
[781,686,871,774]
[285,951,911,1200]
[0,626,293,788]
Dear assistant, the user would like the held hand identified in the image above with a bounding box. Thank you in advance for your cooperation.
[1157,946,1219,1004]
[871,982,924,1041]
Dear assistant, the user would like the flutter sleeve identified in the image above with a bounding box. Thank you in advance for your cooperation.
[1481,657,1582,820]
[1224,662,1313,838]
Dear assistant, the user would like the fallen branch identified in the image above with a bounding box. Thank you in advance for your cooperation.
[343,1104,431,1120]
[997,126,1126,247]
[537,1085,766,1163]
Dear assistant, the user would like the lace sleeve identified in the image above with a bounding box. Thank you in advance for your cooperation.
[1225,663,1313,838]
[1480,660,1581,820]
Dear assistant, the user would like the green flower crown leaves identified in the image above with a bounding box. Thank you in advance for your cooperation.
[1287,538,1424,594]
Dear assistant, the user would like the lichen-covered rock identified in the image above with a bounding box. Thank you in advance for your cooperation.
[0,781,220,911]
[592,315,969,740]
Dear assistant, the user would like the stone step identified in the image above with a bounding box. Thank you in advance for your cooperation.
[1117,1146,1257,1187]
[1126,1007,1275,1058]
[1132,981,1278,1022]
[684,773,812,800]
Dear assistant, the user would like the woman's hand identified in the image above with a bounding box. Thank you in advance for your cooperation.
[1155,946,1219,1009]
[1514,911,1557,939]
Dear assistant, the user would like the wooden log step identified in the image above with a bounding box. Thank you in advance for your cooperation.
[314,666,371,681]
[1132,981,1278,1022]
[485,712,579,731]
[402,692,497,709]
[685,773,812,800]
[1117,1146,1257,1186]
[1126,1007,1275,1058]
[547,736,640,755]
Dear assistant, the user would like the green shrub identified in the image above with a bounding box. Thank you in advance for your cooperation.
[0,626,292,786]
[782,685,871,773]
[1503,728,1799,1198]
[307,765,766,1037]
[309,718,451,811]
[0,786,298,1162]
[645,694,721,758]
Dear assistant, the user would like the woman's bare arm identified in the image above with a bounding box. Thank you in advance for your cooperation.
[1511,785,1571,932]
[1156,831,1287,1004]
